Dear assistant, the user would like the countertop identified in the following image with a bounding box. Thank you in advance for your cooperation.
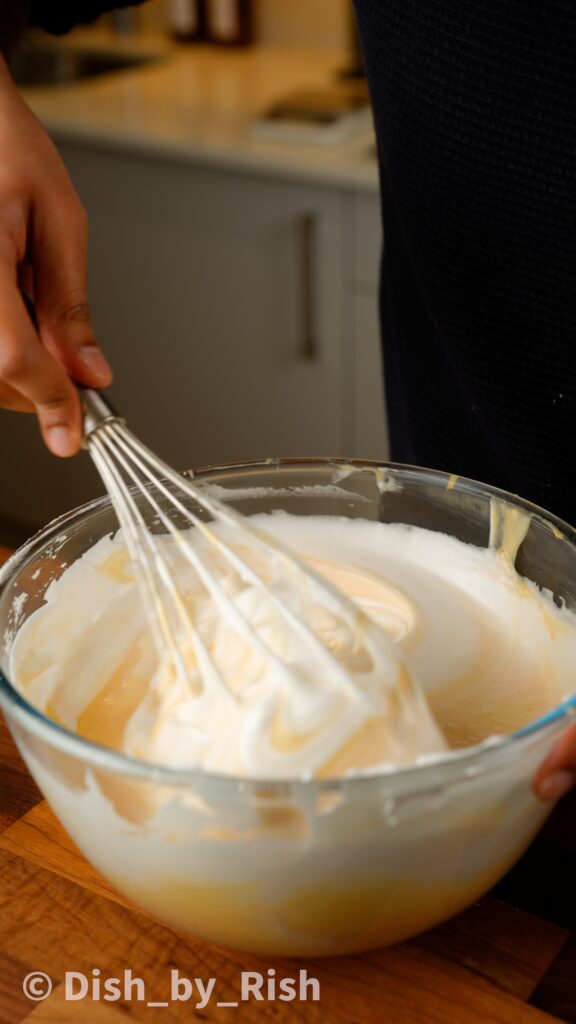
[21,31,379,191]
[2,557,576,1023]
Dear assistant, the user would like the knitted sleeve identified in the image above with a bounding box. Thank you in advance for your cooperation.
[354,0,576,525]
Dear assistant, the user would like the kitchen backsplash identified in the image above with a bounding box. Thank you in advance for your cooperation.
[139,0,349,52]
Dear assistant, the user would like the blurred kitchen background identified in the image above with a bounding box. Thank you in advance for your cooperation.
[0,0,386,544]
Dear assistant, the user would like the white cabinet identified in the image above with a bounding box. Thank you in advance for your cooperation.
[0,145,386,535]
[346,193,388,459]
[351,291,389,459]
[353,192,382,291]
[64,146,347,467]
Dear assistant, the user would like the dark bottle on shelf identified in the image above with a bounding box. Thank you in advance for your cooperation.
[204,0,253,47]
[168,0,206,43]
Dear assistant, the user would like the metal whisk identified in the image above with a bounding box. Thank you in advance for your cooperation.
[80,389,428,730]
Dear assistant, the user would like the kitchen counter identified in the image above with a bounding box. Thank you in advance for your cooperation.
[1,555,576,1023]
[21,30,379,191]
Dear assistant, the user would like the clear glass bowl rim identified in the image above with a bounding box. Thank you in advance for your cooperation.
[1,456,576,798]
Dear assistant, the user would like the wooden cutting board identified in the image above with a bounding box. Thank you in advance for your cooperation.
[1,545,575,1024]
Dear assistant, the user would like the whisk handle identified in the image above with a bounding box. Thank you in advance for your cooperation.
[79,387,124,439]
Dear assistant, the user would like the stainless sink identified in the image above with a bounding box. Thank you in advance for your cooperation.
[10,42,160,88]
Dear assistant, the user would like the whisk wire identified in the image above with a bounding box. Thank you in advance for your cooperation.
[90,428,232,701]
[89,433,190,680]
[98,426,271,703]
[107,424,378,705]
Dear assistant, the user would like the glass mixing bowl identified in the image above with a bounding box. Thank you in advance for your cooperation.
[1,459,575,957]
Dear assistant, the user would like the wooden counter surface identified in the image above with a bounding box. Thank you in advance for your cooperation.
[1,546,575,1024]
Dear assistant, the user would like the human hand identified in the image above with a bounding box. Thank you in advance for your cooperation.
[533,722,576,801]
[0,54,112,456]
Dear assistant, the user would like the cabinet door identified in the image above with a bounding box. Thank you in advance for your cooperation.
[0,146,347,533]
[346,192,389,460]
[351,292,390,459]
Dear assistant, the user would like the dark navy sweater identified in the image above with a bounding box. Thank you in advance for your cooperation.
[354,0,576,525]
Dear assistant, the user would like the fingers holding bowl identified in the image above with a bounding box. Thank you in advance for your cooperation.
[533,721,576,801]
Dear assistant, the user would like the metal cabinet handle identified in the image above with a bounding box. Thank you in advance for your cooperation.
[299,212,319,362]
